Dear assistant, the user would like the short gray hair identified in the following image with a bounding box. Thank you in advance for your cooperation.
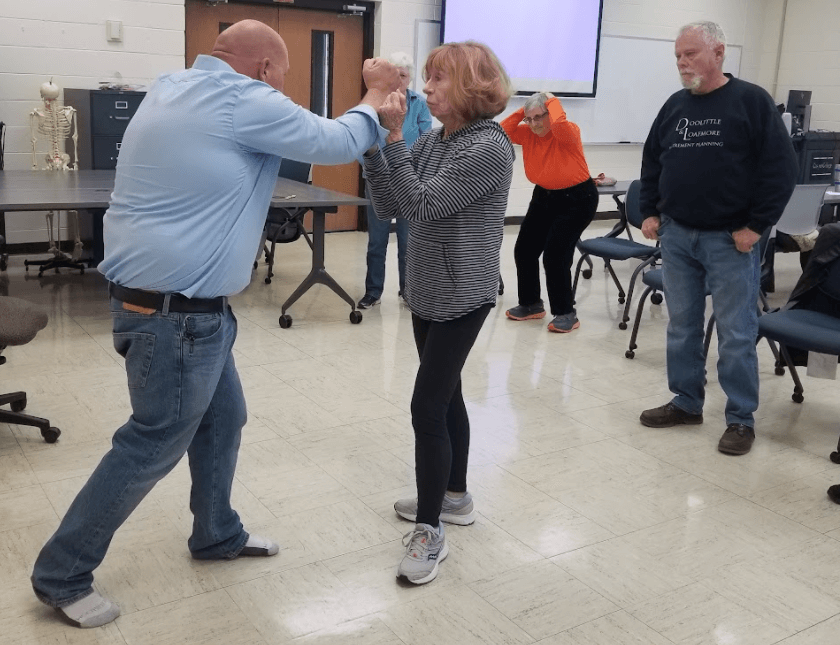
[678,21,726,48]
[388,51,414,78]
[523,92,550,112]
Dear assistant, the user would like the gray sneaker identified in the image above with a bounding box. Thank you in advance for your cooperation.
[397,523,448,585]
[394,491,476,525]
[548,312,580,333]
[506,301,546,321]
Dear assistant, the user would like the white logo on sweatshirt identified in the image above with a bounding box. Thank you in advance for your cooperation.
[673,117,723,148]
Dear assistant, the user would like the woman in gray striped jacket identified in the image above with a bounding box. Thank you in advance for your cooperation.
[363,41,514,586]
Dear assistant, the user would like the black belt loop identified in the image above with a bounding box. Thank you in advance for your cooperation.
[161,293,171,316]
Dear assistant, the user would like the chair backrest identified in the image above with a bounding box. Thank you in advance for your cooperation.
[278,158,311,184]
[623,180,644,229]
[774,183,829,236]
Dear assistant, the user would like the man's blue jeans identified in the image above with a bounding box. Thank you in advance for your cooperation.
[364,187,408,299]
[658,215,761,427]
[31,299,249,607]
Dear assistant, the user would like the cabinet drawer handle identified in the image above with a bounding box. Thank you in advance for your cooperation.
[113,116,130,121]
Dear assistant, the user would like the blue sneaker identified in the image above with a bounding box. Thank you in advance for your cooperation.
[548,312,580,333]
[506,301,546,321]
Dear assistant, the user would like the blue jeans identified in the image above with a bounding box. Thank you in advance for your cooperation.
[364,187,408,299]
[31,299,249,607]
[658,215,761,427]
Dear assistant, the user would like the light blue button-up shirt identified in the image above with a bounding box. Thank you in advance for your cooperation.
[99,55,386,298]
[402,89,432,149]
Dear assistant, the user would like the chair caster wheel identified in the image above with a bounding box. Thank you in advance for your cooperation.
[625,350,635,359]
[582,269,592,280]
[618,297,625,305]
[42,427,61,443]
[253,261,258,270]
[651,293,663,305]
[265,277,272,284]
[775,367,785,376]
[278,315,292,329]
[11,396,27,412]
[831,452,840,464]
[350,310,363,324]
[792,392,804,403]
[618,321,628,330]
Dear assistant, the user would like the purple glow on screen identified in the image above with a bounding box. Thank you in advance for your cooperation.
[442,0,602,94]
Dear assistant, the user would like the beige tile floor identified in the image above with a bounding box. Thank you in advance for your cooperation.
[1,222,838,645]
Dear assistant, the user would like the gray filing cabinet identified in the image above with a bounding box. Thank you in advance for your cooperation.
[64,89,146,169]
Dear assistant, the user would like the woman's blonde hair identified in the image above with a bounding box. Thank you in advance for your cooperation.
[423,41,513,122]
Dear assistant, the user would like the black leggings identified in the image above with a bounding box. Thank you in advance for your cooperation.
[514,179,599,315]
[411,304,492,526]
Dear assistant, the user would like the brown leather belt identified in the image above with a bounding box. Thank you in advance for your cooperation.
[108,282,227,313]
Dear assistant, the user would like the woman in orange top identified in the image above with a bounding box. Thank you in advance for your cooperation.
[501,93,598,332]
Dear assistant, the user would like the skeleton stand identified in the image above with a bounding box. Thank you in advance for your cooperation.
[25,85,86,277]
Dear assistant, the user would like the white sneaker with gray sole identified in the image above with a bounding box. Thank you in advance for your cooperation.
[397,522,448,584]
[394,491,476,525]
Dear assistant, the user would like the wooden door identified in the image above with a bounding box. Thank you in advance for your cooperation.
[185,0,365,231]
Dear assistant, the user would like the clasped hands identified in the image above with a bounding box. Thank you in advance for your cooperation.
[362,58,407,145]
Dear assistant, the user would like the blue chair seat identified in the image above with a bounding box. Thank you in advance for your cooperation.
[642,268,663,291]
[758,309,840,356]
[578,237,656,262]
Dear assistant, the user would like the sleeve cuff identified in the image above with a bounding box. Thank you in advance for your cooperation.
[347,104,390,142]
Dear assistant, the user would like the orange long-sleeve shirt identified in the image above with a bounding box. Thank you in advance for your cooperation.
[500,97,591,190]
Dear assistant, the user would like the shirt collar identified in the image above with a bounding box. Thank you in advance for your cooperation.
[192,54,237,74]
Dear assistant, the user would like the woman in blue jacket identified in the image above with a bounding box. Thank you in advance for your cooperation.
[357,52,432,309]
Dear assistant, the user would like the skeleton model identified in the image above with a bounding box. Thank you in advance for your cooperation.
[29,79,83,262]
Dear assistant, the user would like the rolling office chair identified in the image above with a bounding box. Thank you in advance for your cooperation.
[259,159,314,285]
[571,180,660,327]
[757,225,840,461]
[0,275,61,443]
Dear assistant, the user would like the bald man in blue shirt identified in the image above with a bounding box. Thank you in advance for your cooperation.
[31,20,400,629]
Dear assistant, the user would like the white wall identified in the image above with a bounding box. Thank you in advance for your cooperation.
[775,0,840,130]
[0,0,184,243]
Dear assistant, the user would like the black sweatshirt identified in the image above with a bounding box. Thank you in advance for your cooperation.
[640,76,798,234]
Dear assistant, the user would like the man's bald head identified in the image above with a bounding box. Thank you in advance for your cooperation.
[212,20,289,92]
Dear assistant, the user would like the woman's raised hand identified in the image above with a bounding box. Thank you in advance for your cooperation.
[379,91,407,141]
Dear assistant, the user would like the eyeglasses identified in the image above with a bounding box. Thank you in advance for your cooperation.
[522,112,548,125]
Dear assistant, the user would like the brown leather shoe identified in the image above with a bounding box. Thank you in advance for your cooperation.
[717,424,755,455]
[640,402,703,428]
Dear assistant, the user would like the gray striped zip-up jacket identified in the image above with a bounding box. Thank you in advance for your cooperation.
[363,120,514,322]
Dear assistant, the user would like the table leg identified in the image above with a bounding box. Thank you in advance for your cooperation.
[91,208,105,266]
[0,211,7,272]
[280,208,357,316]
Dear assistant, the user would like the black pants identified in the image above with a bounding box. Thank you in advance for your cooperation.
[514,179,599,315]
[411,304,492,526]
